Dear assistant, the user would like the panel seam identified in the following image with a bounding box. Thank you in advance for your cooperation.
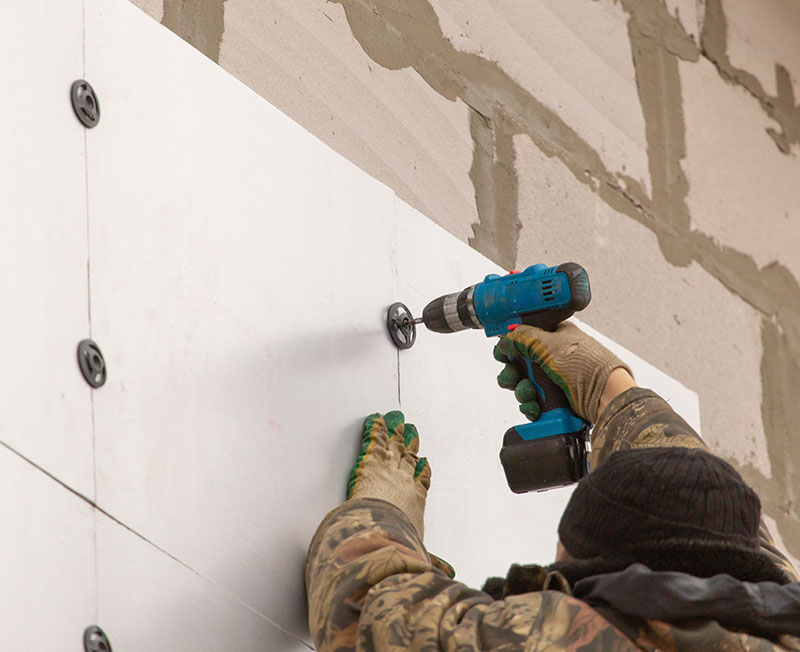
[0,436,313,648]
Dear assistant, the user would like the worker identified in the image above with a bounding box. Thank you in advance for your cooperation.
[305,323,800,650]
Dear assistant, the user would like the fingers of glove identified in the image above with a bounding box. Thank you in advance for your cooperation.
[493,341,511,363]
[414,457,431,490]
[514,378,539,404]
[397,425,421,476]
[383,410,406,440]
[356,414,392,467]
[497,362,523,390]
[403,423,420,454]
[383,410,412,461]
[496,326,545,360]
[519,399,542,422]
[362,413,390,451]
[347,413,392,498]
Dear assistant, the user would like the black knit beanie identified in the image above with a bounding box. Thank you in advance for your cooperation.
[554,447,789,585]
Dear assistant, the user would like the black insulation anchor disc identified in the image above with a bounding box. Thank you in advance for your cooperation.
[83,625,112,652]
[77,339,107,388]
[387,302,417,349]
[71,80,101,128]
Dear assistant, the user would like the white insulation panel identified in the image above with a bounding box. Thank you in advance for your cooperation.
[0,0,700,649]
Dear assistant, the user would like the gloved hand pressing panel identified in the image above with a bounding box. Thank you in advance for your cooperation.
[494,322,634,423]
[347,411,430,539]
[346,411,455,577]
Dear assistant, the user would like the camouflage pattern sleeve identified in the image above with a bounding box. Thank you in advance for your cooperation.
[590,387,799,582]
[305,497,435,651]
[589,387,707,469]
[306,497,638,651]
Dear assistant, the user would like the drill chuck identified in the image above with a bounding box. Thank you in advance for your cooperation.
[421,285,482,333]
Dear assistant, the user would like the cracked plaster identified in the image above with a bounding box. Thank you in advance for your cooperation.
[430,0,651,196]
[722,0,800,100]
[663,0,701,42]
[702,0,800,155]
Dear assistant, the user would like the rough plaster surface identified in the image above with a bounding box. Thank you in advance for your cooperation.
[763,514,800,574]
[162,0,223,62]
[663,0,701,42]
[126,0,800,562]
[219,0,477,243]
[429,0,651,194]
[722,0,800,99]
[682,57,800,281]
[515,136,770,477]
[129,0,163,22]
[702,0,800,155]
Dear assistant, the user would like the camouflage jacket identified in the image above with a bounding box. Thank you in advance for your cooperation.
[306,388,800,651]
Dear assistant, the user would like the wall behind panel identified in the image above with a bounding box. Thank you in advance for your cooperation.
[0,0,699,649]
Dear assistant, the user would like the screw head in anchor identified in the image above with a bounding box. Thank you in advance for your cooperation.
[77,339,107,388]
[71,80,100,128]
[83,625,112,652]
[387,302,417,349]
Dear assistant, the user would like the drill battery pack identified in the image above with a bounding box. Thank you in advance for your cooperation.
[500,424,590,493]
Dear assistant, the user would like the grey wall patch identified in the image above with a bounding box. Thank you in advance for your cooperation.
[701,0,800,154]
[468,109,519,270]
[162,0,226,63]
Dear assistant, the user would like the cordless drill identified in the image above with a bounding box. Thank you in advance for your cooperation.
[415,262,591,493]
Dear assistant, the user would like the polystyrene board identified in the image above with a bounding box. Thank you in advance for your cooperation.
[96,514,311,651]
[84,0,396,642]
[395,200,701,587]
[0,444,96,650]
[0,0,95,498]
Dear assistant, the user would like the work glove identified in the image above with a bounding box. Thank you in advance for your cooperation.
[347,411,455,578]
[493,322,632,423]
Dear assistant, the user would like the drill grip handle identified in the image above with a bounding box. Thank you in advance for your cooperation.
[500,355,589,493]
[512,355,572,415]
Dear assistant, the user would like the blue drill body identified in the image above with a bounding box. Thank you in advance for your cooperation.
[473,264,583,335]
[420,262,592,492]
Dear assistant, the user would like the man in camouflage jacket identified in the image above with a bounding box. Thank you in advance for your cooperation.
[306,323,800,651]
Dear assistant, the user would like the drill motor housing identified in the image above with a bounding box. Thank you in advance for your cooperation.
[422,262,590,336]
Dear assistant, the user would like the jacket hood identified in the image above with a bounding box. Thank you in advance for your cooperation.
[573,563,800,641]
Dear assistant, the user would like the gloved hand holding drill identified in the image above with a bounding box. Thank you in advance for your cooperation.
[494,322,635,424]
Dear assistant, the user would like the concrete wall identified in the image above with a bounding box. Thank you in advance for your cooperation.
[131,0,800,564]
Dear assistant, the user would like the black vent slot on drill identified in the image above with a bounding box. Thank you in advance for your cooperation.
[541,278,556,302]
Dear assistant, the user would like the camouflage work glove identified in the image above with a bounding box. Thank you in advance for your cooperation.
[493,322,632,423]
[347,411,455,578]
